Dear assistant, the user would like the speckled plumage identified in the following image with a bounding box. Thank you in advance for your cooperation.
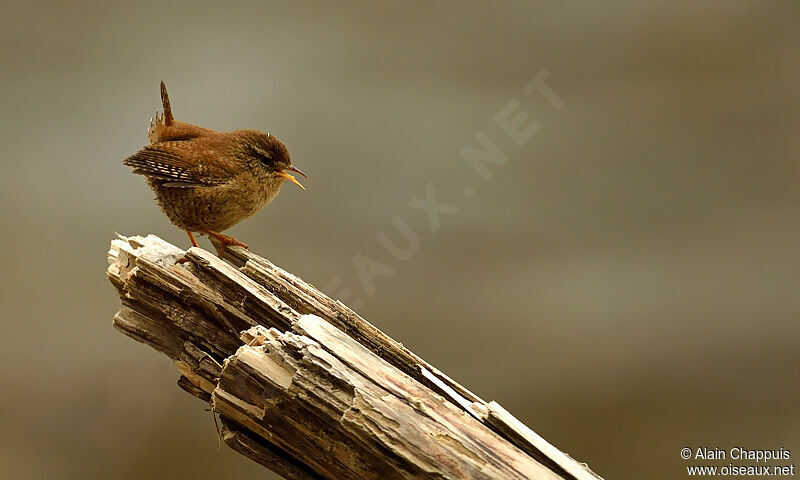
[123,82,305,255]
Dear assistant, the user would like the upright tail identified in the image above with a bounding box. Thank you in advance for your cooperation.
[160,81,174,126]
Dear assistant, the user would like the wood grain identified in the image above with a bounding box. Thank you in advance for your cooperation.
[108,234,602,480]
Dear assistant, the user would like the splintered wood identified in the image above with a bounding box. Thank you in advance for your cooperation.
[107,234,602,480]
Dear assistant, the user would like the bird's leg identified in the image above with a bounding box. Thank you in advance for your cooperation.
[175,231,201,265]
[174,231,198,265]
[186,230,200,248]
[200,228,249,257]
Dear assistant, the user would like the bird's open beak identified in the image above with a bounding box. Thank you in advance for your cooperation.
[277,165,307,190]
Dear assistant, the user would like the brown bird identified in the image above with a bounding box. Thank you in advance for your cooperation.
[124,82,306,257]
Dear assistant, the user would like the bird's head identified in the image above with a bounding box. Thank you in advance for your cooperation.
[242,130,307,190]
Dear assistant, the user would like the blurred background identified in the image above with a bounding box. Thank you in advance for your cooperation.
[1,1,798,479]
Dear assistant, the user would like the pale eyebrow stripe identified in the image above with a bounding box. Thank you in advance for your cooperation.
[253,146,272,158]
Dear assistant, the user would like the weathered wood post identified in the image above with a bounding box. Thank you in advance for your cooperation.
[107,234,603,480]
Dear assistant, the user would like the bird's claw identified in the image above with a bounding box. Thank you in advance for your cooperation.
[201,229,249,257]
[212,238,249,258]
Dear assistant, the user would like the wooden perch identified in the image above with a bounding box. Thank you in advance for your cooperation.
[107,234,603,480]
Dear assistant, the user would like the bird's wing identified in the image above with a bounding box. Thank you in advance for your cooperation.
[123,139,238,187]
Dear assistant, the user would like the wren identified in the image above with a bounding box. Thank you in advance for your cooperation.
[124,82,306,256]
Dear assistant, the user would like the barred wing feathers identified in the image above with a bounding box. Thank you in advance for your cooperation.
[123,140,236,187]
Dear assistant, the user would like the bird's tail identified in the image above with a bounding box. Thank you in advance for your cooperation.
[160,81,174,126]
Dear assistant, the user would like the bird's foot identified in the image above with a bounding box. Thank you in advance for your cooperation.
[201,229,249,257]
